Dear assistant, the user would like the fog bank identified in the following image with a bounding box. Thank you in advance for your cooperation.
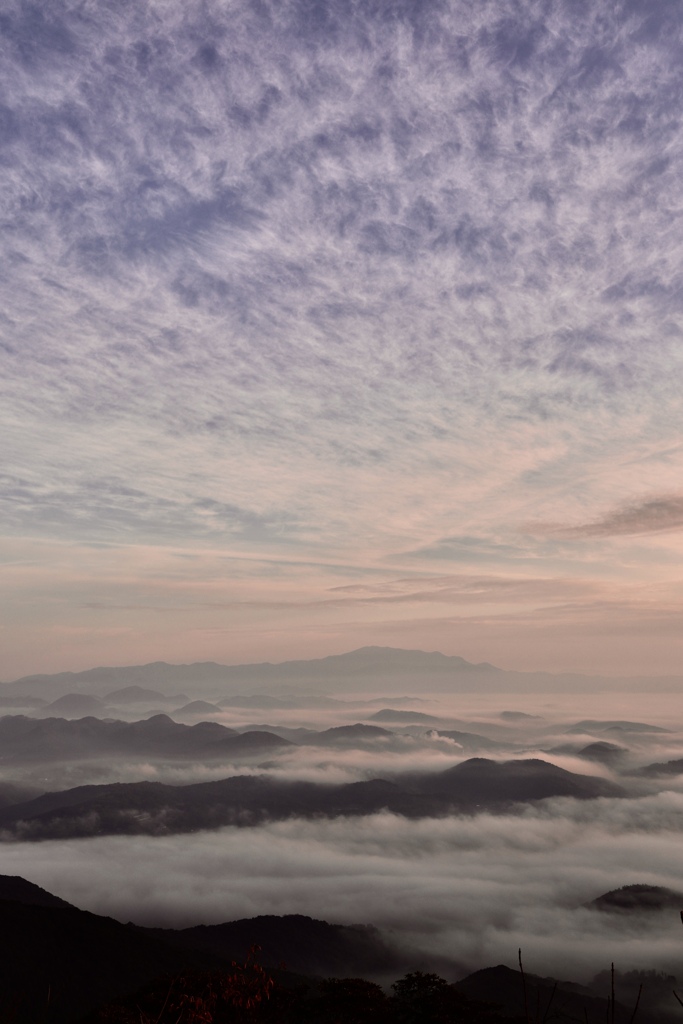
[6,794,683,982]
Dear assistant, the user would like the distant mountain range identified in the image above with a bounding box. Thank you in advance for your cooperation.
[5,646,683,702]
[0,713,292,764]
[0,712,509,768]
[0,758,622,841]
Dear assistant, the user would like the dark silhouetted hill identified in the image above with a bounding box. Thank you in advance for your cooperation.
[0,874,671,1024]
[635,758,683,777]
[0,874,75,909]
[455,964,629,1021]
[0,759,623,840]
[0,890,202,1023]
[577,741,627,765]
[0,875,413,1023]
[145,913,405,979]
[587,884,683,913]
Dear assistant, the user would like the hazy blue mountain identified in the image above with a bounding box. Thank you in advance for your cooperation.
[566,720,669,735]
[172,700,223,715]
[2,647,497,699]
[0,645,635,701]
[311,723,394,743]
[369,708,445,724]
[0,695,46,708]
[219,693,300,709]
[104,686,187,704]
[0,713,290,765]
[4,649,683,705]
[42,693,105,716]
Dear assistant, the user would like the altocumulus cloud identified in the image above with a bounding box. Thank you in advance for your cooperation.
[2,0,683,535]
[3,0,683,674]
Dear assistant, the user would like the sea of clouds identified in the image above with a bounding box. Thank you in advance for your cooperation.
[4,690,683,984]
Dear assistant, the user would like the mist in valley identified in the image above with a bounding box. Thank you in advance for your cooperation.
[3,661,683,993]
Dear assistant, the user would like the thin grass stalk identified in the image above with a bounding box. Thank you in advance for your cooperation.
[611,964,615,1024]
[541,981,558,1024]
[628,983,643,1024]
[519,948,531,1024]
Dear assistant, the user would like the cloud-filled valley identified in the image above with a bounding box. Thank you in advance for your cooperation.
[6,796,683,986]
[4,653,683,999]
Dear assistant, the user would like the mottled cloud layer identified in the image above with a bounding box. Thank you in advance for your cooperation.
[2,0,683,675]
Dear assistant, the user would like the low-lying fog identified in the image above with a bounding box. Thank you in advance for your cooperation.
[4,689,683,984]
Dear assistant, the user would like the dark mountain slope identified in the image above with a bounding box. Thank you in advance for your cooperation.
[0,896,202,1024]
[0,875,670,1024]
[0,873,75,909]
[0,875,413,1023]
[635,758,683,777]
[412,757,620,803]
[0,759,623,841]
[455,965,629,1021]
[145,914,404,979]
[577,741,627,765]
[587,884,683,913]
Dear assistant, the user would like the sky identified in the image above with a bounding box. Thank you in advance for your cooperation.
[2,0,683,679]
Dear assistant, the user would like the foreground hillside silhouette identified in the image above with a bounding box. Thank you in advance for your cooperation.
[1,875,679,1023]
